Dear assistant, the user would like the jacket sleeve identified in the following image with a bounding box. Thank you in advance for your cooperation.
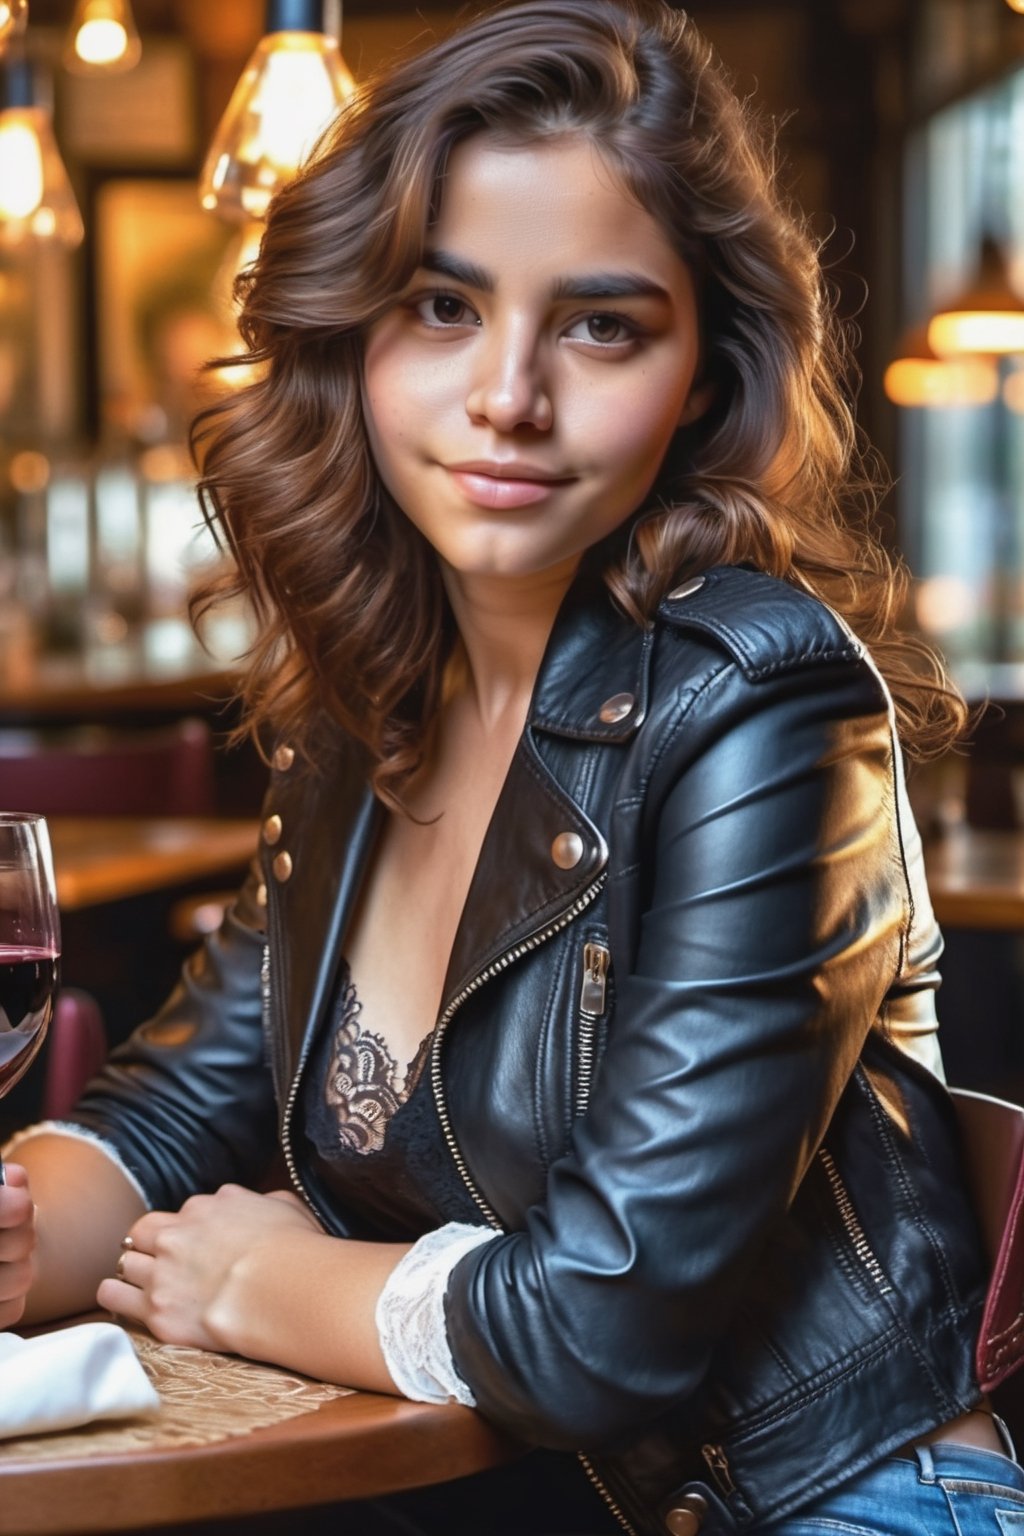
[444,648,911,1448]
[65,856,278,1211]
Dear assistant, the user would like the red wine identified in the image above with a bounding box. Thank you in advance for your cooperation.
[0,947,60,1095]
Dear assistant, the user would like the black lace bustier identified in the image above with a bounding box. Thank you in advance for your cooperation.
[299,965,482,1241]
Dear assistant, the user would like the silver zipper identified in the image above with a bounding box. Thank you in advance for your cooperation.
[429,875,636,1533]
[263,941,321,1218]
[430,872,608,1229]
[576,941,609,1117]
[578,1452,638,1535]
[818,1146,892,1296]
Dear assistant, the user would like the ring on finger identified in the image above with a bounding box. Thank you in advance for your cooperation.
[120,1234,135,1252]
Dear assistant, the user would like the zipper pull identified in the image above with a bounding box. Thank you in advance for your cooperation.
[701,1443,736,1498]
[580,942,609,1017]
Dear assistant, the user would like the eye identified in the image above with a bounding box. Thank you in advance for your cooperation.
[415,292,478,328]
[565,311,638,347]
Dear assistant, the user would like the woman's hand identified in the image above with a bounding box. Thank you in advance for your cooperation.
[97,1184,324,1352]
[0,1165,37,1329]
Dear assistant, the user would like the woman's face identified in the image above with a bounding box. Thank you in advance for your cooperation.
[362,133,711,587]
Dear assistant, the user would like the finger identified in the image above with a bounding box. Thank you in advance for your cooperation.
[0,1221,35,1263]
[0,1163,29,1190]
[126,1211,176,1253]
[0,1296,27,1329]
[114,1249,153,1287]
[96,1275,148,1324]
[0,1255,33,1305]
[0,1182,34,1231]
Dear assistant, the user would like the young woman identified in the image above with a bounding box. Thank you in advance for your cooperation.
[1,3,1015,1532]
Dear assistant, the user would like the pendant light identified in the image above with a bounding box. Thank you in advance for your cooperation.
[928,237,1024,357]
[884,323,998,408]
[0,53,84,247]
[63,0,141,74]
[0,1,28,52]
[199,0,355,224]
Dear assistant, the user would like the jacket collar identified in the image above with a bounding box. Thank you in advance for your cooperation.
[265,572,652,1090]
[528,569,653,742]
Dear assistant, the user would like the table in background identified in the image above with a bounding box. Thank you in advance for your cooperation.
[923,825,1024,931]
[50,818,258,911]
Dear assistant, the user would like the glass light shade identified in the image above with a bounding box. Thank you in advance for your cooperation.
[63,0,141,74]
[0,1,28,51]
[0,105,84,247]
[928,238,1024,357]
[198,32,354,222]
[883,325,998,407]
[1006,0,1024,12]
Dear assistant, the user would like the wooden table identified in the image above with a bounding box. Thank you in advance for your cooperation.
[49,818,258,912]
[924,825,1024,931]
[0,1324,516,1535]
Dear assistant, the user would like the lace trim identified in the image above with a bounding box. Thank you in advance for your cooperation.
[376,1222,500,1405]
[324,975,431,1156]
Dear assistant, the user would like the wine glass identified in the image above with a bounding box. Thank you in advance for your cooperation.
[0,813,61,1186]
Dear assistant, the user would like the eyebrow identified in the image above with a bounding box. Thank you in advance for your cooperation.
[421,249,671,304]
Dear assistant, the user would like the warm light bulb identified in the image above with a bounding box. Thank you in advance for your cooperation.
[1006,0,1024,12]
[63,0,141,73]
[929,311,1024,356]
[0,1,28,49]
[0,106,84,246]
[75,17,127,65]
[0,116,42,218]
[199,32,354,222]
[883,354,997,407]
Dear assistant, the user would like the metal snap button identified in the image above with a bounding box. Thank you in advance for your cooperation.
[550,832,584,869]
[273,744,295,771]
[263,814,283,846]
[272,850,293,882]
[598,692,635,724]
[664,1493,708,1535]
[666,575,706,601]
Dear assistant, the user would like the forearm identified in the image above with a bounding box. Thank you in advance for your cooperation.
[205,1226,413,1393]
[15,1135,146,1323]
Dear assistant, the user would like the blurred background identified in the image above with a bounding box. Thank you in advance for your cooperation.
[1,0,1023,1116]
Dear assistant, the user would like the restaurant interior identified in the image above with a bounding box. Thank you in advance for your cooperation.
[1,0,1023,1125]
[2,0,1024,1530]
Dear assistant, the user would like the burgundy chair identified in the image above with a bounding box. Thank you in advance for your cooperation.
[42,989,108,1119]
[0,717,215,818]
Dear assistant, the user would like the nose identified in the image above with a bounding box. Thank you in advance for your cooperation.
[465,322,553,433]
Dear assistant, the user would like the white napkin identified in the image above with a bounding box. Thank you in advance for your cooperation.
[0,1322,160,1439]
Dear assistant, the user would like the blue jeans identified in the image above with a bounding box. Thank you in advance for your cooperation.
[760,1442,1024,1535]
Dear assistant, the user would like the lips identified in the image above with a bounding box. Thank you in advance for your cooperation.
[445,460,575,510]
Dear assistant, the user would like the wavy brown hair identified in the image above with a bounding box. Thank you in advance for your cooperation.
[192,0,965,804]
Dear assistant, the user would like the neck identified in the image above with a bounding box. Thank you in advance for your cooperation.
[441,559,578,730]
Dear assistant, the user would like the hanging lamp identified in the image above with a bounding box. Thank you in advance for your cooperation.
[198,0,355,224]
[928,236,1024,357]
[884,323,998,407]
[0,1,28,52]
[0,52,84,247]
[62,0,141,73]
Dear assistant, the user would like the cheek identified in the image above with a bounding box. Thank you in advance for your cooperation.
[578,383,684,488]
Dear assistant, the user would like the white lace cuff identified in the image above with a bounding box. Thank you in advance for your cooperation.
[375,1221,500,1406]
[1,1122,151,1210]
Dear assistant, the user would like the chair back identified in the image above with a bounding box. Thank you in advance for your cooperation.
[949,1086,1024,1391]
[0,718,214,817]
[43,989,108,1119]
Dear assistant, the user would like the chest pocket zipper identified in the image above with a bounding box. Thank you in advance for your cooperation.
[576,941,610,1118]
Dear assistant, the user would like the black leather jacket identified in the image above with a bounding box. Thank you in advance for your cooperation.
[73,565,986,1536]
